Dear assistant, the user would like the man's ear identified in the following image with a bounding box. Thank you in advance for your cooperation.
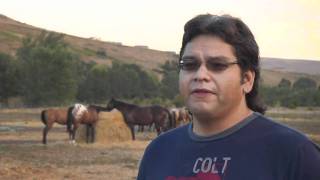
[242,70,255,94]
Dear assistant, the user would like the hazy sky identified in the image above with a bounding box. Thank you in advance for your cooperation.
[1,0,319,60]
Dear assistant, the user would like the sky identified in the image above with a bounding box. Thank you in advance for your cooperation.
[1,0,319,61]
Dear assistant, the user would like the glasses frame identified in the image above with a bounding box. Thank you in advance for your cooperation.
[178,59,239,72]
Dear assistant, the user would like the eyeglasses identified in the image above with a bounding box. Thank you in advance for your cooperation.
[179,59,239,72]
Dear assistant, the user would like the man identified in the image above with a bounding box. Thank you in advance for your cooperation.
[137,14,320,180]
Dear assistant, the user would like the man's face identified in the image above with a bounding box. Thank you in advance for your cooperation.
[179,34,249,121]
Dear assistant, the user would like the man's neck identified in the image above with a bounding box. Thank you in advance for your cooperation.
[192,106,253,137]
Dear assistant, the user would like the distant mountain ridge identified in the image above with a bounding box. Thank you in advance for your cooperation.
[261,58,320,75]
[0,14,319,86]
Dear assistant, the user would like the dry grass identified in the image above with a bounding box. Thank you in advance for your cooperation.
[0,107,155,179]
[0,107,319,179]
[266,107,320,145]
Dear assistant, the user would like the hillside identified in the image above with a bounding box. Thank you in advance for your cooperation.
[1,14,319,86]
[0,14,178,73]
[261,69,320,87]
[261,58,320,75]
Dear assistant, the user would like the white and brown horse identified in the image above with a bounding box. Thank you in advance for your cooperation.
[67,104,108,143]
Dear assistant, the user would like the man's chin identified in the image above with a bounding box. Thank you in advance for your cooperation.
[188,103,213,115]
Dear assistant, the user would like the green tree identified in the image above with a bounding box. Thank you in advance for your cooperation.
[315,88,320,106]
[160,60,179,99]
[17,31,79,106]
[99,62,160,100]
[292,77,317,90]
[77,64,109,103]
[278,78,291,88]
[0,53,21,105]
[281,89,318,108]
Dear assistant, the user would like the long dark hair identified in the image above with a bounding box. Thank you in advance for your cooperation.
[180,14,266,114]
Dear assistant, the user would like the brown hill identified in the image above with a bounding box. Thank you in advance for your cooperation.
[1,14,319,87]
[261,57,320,75]
[0,14,178,73]
[261,69,320,87]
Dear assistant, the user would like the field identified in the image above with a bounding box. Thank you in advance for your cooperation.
[0,107,319,179]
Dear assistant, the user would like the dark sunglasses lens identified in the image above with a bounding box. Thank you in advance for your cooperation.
[207,62,229,71]
[181,61,199,71]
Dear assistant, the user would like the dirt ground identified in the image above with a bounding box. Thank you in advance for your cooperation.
[0,108,319,180]
[0,108,156,180]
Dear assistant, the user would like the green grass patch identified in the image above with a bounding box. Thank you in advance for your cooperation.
[0,30,21,41]
[70,46,97,57]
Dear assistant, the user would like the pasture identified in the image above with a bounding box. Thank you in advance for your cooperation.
[0,107,319,179]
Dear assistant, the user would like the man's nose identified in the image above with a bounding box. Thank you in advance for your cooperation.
[193,63,210,82]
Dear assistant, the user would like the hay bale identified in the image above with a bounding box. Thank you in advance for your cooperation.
[75,110,131,143]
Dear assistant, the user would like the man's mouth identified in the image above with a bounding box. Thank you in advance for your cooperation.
[191,88,215,95]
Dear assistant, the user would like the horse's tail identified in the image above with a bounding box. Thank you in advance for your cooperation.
[67,106,74,133]
[41,110,47,125]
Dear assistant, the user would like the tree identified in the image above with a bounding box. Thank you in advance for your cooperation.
[160,60,179,99]
[17,31,79,106]
[281,89,318,108]
[278,78,291,88]
[105,62,159,99]
[0,53,20,105]
[77,64,109,103]
[292,77,317,90]
[315,88,320,106]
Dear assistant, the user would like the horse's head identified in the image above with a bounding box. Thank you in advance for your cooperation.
[106,98,116,111]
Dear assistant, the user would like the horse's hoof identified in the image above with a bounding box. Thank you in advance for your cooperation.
[72,140,77,145]
[68,140,76,145]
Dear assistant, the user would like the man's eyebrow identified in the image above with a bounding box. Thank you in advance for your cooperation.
[181,55,235,61]
[206,56,233,62]
[181,55,197,60]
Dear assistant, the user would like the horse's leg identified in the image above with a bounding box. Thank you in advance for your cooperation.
[129,124,135,140]
[43,123,53,144]
[148,123,153,132]
[86,124,90,143]
[137,125,143,132]
[71,123,78,144]
[91,124,96,143]
[68,129,72,141]
[86,124,94,143]
[155,123,161,136]
[67,122,74,143]
[42,125,48,144]
[68,126,74,144]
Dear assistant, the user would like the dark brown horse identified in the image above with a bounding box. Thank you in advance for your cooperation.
[106,98,174,140]
[67,104,108,143]
[41,108,70,144]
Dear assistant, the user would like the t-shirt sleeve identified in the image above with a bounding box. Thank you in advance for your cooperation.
[292,141,320,180]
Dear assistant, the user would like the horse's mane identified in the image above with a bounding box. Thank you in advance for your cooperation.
[113,99,139,109]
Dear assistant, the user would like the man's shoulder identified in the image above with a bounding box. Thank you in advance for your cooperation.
[252,113,315,148]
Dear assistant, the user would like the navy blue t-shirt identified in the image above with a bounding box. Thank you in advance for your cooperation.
[137,112,320,180]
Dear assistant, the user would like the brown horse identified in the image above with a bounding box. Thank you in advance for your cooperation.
[106,98,174,140]
[67,104,107,143]
[41,108,71,144]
